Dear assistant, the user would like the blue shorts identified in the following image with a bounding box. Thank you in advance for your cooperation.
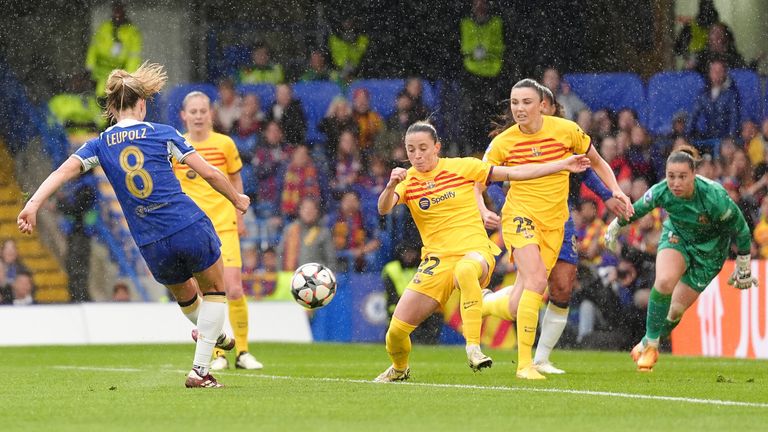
[557,214,579,265]
[139,217,222,285]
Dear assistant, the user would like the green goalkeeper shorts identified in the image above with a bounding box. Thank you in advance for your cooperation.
[658,226,727,293]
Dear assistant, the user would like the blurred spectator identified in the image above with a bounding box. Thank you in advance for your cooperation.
[328,18,369,82]
[542,67,587,122]
[752,198,768,258]
[279,145,321,219]
[237,42,284,85]
[11,270,35,306]
[697,153,720,180]
[0,261,11,305]
[616,108,639,135]
[459,0,505,153]
[599,135,632,191]
[241,245,260,297]
[674,0,720,69]
[56,171,98,302]
[86,1,142,97]
[252,121,290,219]
[626,211,662,255]
[382,244,442,344]
[575,199,606,265]
[331,130,363,196]
[741,120,763,165]
[48,71,103,135]
[351,88,384,156]
[300,48,340,84]
[1,240,29,289]
[212,78,241,134]
[381,93,417,154]
[689,58,740,140]
[671,111,689,140]
[319,96,358,160]
[266,84,307,146]
[576,108,593,135]
[693,22,747,75]
[278,198,336,271]
[332,190,381,272]
[722,174,758,231]
[254,247,279,299]
[627,125,656,184]
[401,77,429,121]
[112,281,131,302]
[358,154,390,198]
[591,109,615,139]
[232,93,265,139]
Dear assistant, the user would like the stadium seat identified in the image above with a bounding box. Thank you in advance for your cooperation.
[730,69,762,123]
[291,81,343,144]
[163,83,218,131]
[237,83,276,112]
[563,72,646,116]
[646,71,705,136]
[221,45,252,80]
[348,79,406,119]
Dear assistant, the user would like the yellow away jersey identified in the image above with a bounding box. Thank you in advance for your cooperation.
[173,131,243,233]
[394,157,500,257]
[483,116,590,228]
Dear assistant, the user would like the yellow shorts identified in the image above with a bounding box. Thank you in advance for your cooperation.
[217,229,242,268]
[502,218,564,275]
[406,247,498,307]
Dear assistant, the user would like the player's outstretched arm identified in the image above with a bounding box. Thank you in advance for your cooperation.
[489,154,590,182]
[378,167,406,215]
[185,152,250,214]
[585,146,633,219]
[18,157,82,234]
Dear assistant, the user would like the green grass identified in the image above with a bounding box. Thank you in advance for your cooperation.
[1,343,766,431]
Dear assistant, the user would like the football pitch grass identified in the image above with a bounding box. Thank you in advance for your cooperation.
[2,343,766,431]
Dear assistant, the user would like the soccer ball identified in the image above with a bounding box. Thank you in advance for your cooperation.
[290,263,337,309]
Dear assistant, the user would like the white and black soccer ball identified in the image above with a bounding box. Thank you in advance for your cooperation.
[290,263,337,309]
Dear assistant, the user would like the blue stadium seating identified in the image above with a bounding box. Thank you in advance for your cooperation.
[646,71,705,136]
[563,72,646,116]
[237,83,276,112]
[730,69,762,123]
[163,83,218,131]
[291,81,343,144]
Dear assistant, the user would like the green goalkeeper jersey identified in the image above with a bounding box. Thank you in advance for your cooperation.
[619,175,751,256]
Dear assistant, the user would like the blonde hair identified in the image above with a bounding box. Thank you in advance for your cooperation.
[104,61,167,122]
[181,91,211,110]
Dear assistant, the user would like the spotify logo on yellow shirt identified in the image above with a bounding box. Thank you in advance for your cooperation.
[418,197,431,210]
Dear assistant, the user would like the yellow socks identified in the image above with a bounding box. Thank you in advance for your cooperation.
[228,295,250,354]
[455,258,483,345]
[482,286,514,321]
[386,316,416,370]
[516,290,543,370]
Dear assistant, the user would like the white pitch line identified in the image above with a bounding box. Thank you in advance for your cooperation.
[52,365,768,409]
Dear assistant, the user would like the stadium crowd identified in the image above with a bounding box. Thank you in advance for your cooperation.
[12,0,768,352]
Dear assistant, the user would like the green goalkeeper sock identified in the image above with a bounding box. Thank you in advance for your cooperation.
[660,318,681,338]
[645,287,672,341]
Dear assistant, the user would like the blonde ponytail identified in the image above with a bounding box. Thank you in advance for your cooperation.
[104,61,167,122]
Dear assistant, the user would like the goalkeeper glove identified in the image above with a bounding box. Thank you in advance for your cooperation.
[604,218,621,253]
[727,254,758,290]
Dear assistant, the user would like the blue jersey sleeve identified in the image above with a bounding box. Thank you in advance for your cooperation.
[157,124,195,163]
[583,169,613,202]
[72,138,100,172]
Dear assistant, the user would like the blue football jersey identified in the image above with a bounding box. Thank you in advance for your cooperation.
[73,119,206,246]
